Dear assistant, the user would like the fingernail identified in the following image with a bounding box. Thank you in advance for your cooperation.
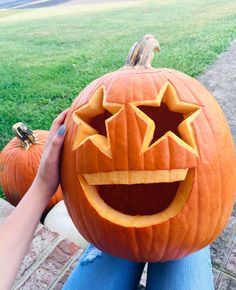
[58,124,66,136]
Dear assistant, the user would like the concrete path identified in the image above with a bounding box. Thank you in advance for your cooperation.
[0,0,69,9]
[198,41,236,144]
[0,0,141,9]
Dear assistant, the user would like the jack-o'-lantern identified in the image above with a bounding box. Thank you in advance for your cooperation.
[61,35,236,262]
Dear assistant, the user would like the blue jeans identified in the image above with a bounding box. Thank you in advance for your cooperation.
[63,244,214,290]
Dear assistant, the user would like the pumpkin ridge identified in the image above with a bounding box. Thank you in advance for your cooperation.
[192,121,215,245]
[202,110,224,243]
[166,72,233,249]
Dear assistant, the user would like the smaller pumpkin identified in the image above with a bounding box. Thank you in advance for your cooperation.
[44,200,89,249]
[0,122,62,213]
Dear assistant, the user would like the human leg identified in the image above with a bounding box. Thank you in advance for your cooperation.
[146,246,214,290]
[63,244,145,290]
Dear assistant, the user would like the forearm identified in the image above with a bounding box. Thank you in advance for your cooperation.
[0,110,67,289]
[0,178,51,290]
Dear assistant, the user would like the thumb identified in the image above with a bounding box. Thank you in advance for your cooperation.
[57,124,66,138]
[51,124,66,153]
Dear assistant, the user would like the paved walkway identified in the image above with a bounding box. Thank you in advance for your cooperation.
[0,41,235,289]
[0,0,141,9]
[0,199,84,289]
[198,41,236,144]
[0,0,69,9]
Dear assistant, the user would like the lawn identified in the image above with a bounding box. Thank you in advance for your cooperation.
[1,0,236,198]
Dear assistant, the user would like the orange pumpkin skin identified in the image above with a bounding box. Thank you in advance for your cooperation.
[61,36,236,262]
[0,130,62,213]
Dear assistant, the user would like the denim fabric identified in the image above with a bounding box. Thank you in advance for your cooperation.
[62,245,213,290]
[146,247,214,290]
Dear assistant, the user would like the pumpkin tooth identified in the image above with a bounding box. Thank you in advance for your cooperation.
[83,169,188,185]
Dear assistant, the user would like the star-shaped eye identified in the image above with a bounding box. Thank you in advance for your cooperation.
[136,104,184,146]
[89,110,113,137]
[72,82,201,154]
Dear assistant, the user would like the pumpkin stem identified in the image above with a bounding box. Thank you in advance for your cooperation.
[12,122,41,151]
[124,34,160,68]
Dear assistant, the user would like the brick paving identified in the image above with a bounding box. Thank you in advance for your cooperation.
[0,199,84,289]
[0,41,236,289]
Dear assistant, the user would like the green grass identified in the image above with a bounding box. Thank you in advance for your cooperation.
[1,0,236,199]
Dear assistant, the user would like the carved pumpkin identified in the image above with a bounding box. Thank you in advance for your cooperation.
[61,35,236,262]
[0,123,62,213]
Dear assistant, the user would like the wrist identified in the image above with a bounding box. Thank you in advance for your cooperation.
[31,175,54,202]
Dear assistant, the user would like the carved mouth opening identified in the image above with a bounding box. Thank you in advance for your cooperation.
[79,169,194,227]
[97,182,180,215]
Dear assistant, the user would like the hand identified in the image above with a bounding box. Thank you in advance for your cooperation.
[35,109,69,197]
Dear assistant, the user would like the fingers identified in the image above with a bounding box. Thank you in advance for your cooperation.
[48,125,66,161]
[52,108,70,128]
[46,108,70,146]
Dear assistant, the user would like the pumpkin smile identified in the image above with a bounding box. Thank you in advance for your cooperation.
[82,169,188,215]
[78,169,194,227]
[97,181,181,216]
